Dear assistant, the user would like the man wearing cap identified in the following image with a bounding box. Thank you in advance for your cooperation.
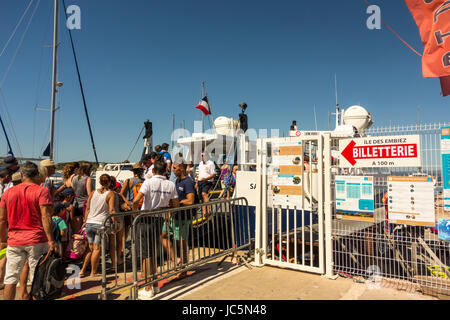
[40,159,57,199]
[2,156,18,192]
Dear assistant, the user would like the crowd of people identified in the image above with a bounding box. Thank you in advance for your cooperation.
[0,145,239,300]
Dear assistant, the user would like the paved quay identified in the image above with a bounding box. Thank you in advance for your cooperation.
[0,261,441,300]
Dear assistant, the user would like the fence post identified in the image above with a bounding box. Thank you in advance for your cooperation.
[131,217,139,300]
[100,229,108,300]
[323,133,335,279]
[318,134,325,274]
[254,138,264,266]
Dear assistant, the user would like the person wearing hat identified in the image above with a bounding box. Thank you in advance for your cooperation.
[40,159,57,199]
[2,156,18,192]
[3,156,19,174]
[11,172,21,186]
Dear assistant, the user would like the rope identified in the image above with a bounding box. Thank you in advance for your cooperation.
[0,0,41,88]
[363,0,422,57]
[62,0,99,165]
[0,89,23,159]
[0,0,40,159]
[125,126,145,162]
[0,0,35,58]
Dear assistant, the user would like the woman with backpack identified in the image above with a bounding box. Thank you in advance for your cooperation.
[119,163,144,241]
[72,162,93,233]
[80,174,115,277]
[120,163,144,208]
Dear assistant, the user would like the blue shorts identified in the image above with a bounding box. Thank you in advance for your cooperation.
[85,223,102,245]
[198,181,212,195]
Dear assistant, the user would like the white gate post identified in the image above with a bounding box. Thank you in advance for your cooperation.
[323,133,335,278]
[254,138,264,266]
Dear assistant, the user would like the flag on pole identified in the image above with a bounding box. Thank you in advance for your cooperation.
[195,96,211,116]
[404,0,450,78]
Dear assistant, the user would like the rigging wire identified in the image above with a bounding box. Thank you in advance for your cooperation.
[0,0,35,58]
[362,0,422,57]
[0,0,41,159]
[125,126,145,162]
[0,0,41,88]
[0,89,23,159]
[62,0,99,165]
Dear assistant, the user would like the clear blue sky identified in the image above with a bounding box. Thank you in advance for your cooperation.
[0,0,448,163]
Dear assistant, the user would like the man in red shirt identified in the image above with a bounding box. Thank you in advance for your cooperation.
[0,162,58,300]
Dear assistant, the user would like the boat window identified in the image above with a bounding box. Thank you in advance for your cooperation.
[120,165,133,171]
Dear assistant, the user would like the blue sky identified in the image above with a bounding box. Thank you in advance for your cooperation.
[0,0,448,163]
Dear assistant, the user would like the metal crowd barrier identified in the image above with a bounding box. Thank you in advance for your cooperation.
[331,123,450,297]
[99,197,251,300]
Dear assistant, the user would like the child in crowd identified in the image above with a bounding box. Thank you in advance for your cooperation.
[52,203,68,255]
[60,188,76,254]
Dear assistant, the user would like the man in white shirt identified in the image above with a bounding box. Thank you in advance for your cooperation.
[197,152,216,216]
[132,161,179,300]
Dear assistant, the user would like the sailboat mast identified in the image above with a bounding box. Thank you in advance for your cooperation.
[49,0,59,160]
[201,81,205,133]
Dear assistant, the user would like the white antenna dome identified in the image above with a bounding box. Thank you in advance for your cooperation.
[343,105,373,131]
[214,117,240,136]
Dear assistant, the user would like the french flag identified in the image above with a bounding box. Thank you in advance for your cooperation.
[195,96,211,116]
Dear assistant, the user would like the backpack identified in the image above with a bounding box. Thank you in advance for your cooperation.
[133,181,144,207]
[65,229,87,260]
[30,250,66,300]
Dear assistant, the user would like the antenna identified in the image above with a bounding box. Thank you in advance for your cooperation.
[333,73,340,130]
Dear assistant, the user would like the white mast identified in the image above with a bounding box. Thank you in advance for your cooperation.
[49,0,59,160]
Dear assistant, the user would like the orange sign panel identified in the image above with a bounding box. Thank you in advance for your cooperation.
[279,146,303,156]
[273,186,303,196]
[279,165,303,175]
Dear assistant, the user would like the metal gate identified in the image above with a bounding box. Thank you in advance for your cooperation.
[254,134,333,275]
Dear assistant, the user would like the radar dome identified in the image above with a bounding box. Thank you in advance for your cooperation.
[214,117,240,136]
[343,106,373,131]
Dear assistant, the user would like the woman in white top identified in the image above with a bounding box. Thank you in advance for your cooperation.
[80,174,116,277]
